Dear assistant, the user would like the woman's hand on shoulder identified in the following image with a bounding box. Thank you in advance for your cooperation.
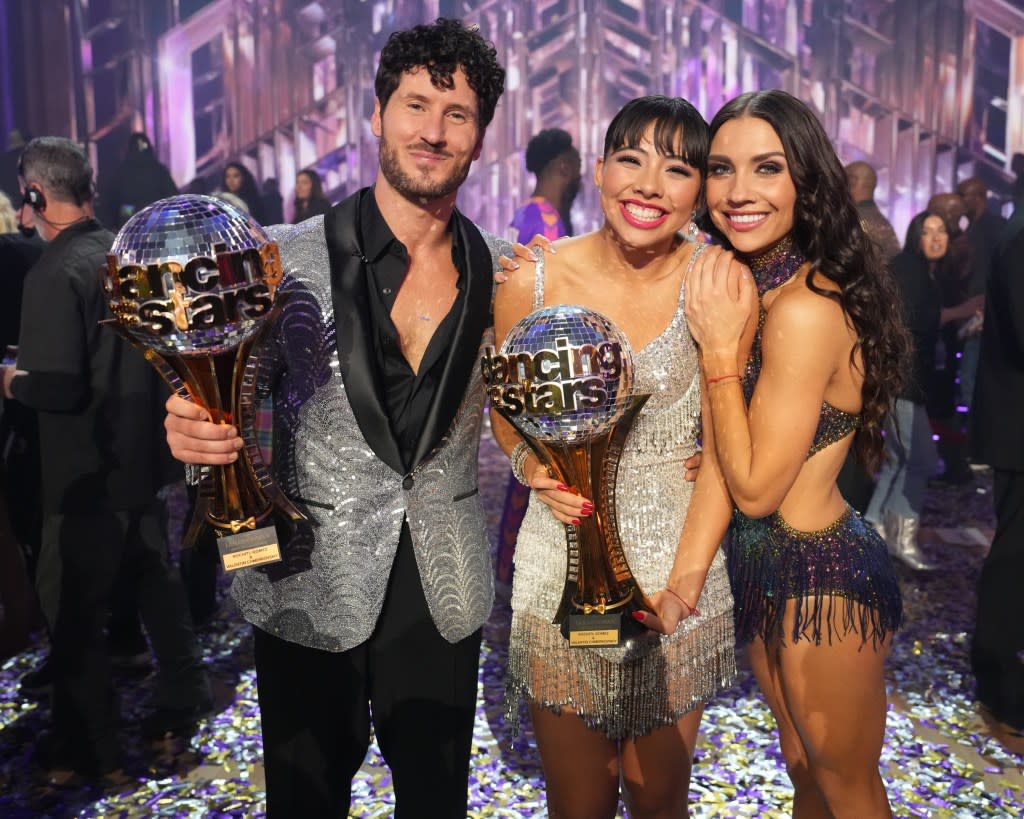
[494,234,558,284]
[683,245,756,361]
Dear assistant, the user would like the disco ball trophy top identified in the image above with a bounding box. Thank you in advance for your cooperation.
[103,194,306,574]
[483,304,655,647]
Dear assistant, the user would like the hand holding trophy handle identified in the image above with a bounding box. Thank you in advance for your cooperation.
[484,304,657,647]
[103,195,306,573]
[494,394,656,647]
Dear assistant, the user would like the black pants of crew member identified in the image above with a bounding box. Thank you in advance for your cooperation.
[254,525,483,819]
[972,469,1024,729]
[35,502,209,773]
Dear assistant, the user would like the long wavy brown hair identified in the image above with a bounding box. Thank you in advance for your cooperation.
[707,90,911,473]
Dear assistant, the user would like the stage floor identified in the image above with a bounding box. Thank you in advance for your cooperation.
[0,417,1021,817]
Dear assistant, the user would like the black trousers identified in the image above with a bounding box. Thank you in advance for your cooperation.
[35,502,209,772]
[253,525,483,818]
[972,468,1024,729]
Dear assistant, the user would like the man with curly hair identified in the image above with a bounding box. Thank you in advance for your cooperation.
[164,18,507,818]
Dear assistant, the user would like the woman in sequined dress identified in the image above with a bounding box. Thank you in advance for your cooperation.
[492,96,740,819]
[683,90,909,817]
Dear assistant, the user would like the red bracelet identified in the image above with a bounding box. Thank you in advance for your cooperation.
[706,373,740,385]
[663,587,701,617]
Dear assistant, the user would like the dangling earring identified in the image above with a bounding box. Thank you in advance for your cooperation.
[686,219,699,242]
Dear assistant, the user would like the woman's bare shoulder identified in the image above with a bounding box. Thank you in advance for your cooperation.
[764,273,847,341]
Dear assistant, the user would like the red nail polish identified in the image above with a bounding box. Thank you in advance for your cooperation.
[581,501,594,511]
[571,518,581,526]
[557,484,569,492]
[631,611,645,621]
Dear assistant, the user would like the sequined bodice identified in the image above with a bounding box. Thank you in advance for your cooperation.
[526,247,704,457]
[741,240,860,458]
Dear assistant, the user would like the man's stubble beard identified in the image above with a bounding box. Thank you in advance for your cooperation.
[378,136,473,201]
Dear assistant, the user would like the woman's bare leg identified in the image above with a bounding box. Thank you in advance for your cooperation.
[529,702,621,819]
[747,637,831,819]
[774,600,892,818]
[619,707,703,819]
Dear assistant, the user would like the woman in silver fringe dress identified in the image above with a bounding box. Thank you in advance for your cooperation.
[492,96,739,819]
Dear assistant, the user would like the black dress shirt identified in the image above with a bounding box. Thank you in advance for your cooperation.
[359,191,468,470]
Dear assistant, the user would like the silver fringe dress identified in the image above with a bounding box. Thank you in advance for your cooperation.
[504,246,736,740]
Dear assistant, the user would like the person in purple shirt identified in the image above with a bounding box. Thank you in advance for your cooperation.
[509,128,581,243]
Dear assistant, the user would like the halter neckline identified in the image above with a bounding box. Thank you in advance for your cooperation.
[739,234,807,296]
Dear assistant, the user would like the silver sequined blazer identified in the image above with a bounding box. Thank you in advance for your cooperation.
[230,189,510,652]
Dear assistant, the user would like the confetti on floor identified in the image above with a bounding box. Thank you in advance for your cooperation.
[0,417,1020,817]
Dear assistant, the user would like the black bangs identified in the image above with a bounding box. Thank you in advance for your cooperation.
[602,96,708,170]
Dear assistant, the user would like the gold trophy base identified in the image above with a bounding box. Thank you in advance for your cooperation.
[560,587,653,647]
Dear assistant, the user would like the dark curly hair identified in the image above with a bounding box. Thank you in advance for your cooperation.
[375,18,505,129]
[525,128,574,175]
[707,90,910,473]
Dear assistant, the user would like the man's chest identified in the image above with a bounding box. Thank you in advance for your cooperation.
[389,258,460,373]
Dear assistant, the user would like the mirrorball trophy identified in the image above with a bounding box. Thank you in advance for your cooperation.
[102,194,305,572]
[482,305,654,647]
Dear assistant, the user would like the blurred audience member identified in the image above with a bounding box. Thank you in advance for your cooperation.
[0,190,18,233]
[509,128,581,242]
[969,176,1024,755]
[846,160,901,260]
[0,128,31,204]
[221,162,264,222]
[2,137,210,783]
[925,191,977,484]
[261,177,284,225]
[956,177,1006,409]
[865,212,948,570]
[292,168,331,223]
[183,176,211,196]
[99,132,178,229]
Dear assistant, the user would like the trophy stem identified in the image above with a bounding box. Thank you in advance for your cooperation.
[179,350,269,529]
[493,394,654,638]
[101,313,308,552]
[550,441,627,612]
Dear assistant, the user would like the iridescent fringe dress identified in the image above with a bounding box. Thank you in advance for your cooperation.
[729,236,902,649]
[504,246,736,740]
